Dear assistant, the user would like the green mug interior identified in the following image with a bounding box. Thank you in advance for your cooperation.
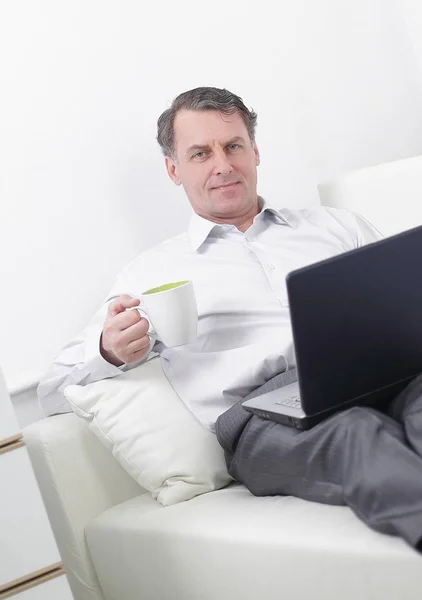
[143,280,189,295]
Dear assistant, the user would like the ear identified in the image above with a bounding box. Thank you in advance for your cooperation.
[253,144,260,167]
[165,156,182,186]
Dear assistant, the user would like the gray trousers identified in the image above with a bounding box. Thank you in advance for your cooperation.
[216,369,422,551]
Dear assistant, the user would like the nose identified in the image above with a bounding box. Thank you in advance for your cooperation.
[212,148,233,176]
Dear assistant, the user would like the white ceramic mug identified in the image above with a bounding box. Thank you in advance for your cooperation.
[140,280,198,348]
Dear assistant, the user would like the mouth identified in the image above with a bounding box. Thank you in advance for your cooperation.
[212,182,240,191]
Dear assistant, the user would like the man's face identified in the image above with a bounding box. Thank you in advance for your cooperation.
[165,109,260,222]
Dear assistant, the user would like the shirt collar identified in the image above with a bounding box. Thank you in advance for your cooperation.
[188,197,296,252]
[259,198,297,229]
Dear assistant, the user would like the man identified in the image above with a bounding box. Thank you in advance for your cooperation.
[38,87,422,553]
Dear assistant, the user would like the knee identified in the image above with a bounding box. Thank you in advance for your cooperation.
[342,405,380,423]
[337,405,386,437]
[343,406,370,420]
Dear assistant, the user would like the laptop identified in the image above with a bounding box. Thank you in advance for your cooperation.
[242,224,422,430]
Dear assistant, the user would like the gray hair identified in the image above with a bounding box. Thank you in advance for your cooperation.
[156,87,258,158]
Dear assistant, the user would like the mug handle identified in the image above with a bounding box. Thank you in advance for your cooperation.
[135,297,157,338]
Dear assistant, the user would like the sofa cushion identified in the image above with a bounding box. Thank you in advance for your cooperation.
[85,483,421,600]
[64,356,232,506]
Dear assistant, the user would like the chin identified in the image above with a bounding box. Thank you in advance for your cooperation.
[221,195,249,208]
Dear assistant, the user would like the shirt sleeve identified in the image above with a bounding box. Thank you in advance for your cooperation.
[323,206,383,248]
[350,211,384,247]
[37,263,157,417]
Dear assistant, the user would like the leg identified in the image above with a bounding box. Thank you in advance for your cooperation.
[387,374,422,458]
[216,372,422,551]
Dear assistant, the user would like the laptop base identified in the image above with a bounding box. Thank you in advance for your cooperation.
[242,383,325,430]
[242,377,415,431]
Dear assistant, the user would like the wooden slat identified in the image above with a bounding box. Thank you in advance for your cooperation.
[0,434,23,449]
[0,435,24,456]
[0,563,64,599]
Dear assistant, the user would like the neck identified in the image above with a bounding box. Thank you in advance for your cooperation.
[235,212,257,232]
[201,196,262,233]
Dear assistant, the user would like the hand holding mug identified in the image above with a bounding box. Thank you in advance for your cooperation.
[100,295,151,366]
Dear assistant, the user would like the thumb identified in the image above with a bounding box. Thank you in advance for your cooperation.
[109,295,140,317]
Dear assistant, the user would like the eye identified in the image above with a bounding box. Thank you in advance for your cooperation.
[227,143,241,151]
[192,151,207,160]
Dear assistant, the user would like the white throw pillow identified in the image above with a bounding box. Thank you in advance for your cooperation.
[64,357,232,506]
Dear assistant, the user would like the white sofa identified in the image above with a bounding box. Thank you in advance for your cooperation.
[24,155,422,600]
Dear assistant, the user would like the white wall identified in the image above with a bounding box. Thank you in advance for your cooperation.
[1,0,422,392]
[398,0,422,80]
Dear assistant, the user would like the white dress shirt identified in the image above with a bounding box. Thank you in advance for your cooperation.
[37,199,382,431]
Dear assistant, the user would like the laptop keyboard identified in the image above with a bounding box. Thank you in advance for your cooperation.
[274,395,301,408]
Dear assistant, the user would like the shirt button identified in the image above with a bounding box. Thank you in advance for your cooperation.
[266,263,276,270]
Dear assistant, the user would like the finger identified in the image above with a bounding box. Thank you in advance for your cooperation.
[126,345,151,365]
[110,326,149,361]
[114,310,148,333]
[119,318,150,346]
[112,308,141,329]
[108,295,140,317]
[126,335,151,356]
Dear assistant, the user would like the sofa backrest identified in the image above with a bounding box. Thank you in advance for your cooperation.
[318,155,422,237]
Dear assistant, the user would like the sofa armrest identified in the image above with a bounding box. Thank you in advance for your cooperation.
[23,413,145,600]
